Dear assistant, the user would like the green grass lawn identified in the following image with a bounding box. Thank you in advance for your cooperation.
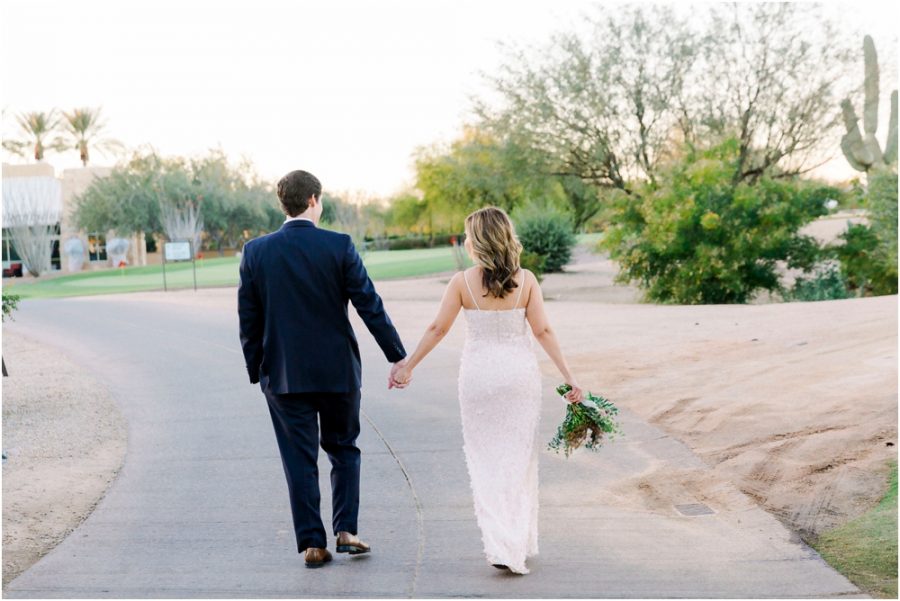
[812,459,898,598]
[4,247,474,299]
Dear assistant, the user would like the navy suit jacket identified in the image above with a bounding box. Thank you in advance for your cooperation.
[238,219,406,394]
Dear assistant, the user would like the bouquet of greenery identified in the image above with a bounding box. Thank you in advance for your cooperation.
[548,384,623,457]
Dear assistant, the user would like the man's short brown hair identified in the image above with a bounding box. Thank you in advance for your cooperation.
[277,170,322,217]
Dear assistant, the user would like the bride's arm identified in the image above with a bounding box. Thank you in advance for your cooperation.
[523,270,584,403]
[391,272,463,387]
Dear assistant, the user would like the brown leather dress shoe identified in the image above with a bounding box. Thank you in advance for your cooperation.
[336,531,371,555]
[304,547,332,568]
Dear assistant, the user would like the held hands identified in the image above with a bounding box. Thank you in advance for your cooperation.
[388,359,413,389]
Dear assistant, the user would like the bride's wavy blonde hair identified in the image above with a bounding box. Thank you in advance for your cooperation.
[464,206,523,299]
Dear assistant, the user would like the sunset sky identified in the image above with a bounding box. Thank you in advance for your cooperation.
[2,0,897,199]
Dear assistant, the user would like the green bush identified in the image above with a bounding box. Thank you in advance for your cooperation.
[828,222,898,296]
[431,233,463,247]
[786,262,853,302]
[384,236,429,251]
[835,179,867,210]
[2,292,20,322]
[513,203,577,272]
[373,233,464,251]
[600,139,834,304]
[520,250,546,283]
[864,168,898,287]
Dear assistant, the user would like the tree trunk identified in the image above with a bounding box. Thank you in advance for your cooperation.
[134,231,147,266]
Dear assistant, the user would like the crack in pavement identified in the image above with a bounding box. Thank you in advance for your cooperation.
[360,408,425,598]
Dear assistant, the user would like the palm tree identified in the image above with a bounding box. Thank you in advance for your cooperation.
[2,110,65,161]
[60,107,123,166]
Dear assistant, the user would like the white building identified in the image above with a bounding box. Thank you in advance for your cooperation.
[2,162,148,276]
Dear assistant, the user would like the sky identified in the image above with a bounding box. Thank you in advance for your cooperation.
[2,0,898,199]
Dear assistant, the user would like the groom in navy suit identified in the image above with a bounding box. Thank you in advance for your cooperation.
[238,170,407,568]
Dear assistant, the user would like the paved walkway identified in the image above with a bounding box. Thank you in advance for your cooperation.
[4,291,867,597]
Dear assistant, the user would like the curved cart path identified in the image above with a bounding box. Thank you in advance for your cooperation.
[4,290,866,598]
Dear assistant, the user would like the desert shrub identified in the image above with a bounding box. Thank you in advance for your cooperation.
[513,202,577,272]
[786,262,853,301]
[828,222,898,296]
[864,168,898,285]
[600,140,834,304]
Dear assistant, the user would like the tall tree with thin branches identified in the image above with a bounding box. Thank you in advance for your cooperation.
[1,176,62,277]
[477,3,855,193]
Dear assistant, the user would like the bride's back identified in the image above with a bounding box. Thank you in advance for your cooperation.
[460,266,529,312]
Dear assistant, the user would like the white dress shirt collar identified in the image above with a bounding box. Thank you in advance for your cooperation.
[284,215,315,225]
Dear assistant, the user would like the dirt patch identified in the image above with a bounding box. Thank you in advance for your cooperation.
[553,295,897,540]
[2,332,127,589]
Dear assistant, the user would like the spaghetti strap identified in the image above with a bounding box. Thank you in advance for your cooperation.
[514,269,526,309]
[464,270,481,310]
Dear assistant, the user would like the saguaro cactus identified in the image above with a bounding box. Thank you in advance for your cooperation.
[840,35,898,172]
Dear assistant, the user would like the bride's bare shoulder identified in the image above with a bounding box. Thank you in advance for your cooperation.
[520,268,537,302]
[448,271,466,292]
[521,267,536,286]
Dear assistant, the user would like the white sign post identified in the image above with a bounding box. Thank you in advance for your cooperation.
[162,240,197,291]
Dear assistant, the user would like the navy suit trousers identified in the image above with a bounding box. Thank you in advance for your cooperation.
[261,375,362,553]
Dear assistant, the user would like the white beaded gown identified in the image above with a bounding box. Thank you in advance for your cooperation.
[457,269,543,574]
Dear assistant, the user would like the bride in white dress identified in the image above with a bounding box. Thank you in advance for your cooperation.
[390,206,584,575]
